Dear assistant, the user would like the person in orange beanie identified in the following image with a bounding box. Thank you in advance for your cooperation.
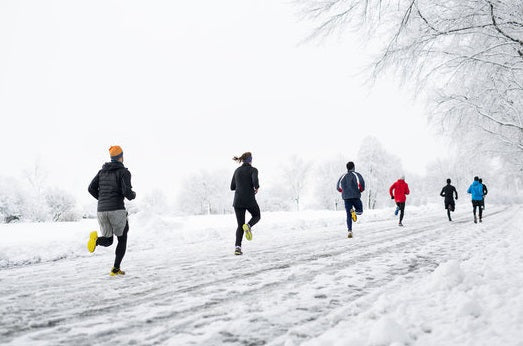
[87,145,136,276]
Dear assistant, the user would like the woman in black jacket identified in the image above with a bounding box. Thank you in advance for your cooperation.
[231,152,260,255]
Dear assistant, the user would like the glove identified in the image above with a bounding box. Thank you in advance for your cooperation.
[391,196,394,200]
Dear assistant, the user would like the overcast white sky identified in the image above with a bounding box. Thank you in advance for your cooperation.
[0,0,445,203]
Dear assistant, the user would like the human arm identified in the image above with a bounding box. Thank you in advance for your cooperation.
[230,173,236,191]
[405,183,410,195]
[454,186,458,200]
[336,175,343,192]
[251,168,260,193]
[440,187,445,197]
[121,169,136,200]
[358,173,365,192]
[88,172,100,200]
[389,183,395,199]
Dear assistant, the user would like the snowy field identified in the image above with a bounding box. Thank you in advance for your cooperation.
[1,204,522,346]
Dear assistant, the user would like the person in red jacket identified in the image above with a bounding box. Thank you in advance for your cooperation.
[389,175,410,226]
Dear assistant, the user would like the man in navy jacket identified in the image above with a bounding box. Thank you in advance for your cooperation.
[336,161,365,238]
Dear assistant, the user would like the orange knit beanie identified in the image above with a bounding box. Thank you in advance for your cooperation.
[109,145,123,160]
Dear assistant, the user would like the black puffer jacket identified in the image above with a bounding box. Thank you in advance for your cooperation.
[231,163,259,208]
[88,162,136,212]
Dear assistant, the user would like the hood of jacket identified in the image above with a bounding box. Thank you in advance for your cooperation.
[102,161,125,171]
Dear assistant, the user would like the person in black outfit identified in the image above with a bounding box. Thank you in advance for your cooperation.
[87,145,136,276]
[479,178,488,210]
[440,178,458,221]
[231,152,260,255]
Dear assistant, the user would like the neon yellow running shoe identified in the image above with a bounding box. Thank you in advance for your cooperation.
[87,231,98,253]
[109,267,125,276]
[351,209,357,222]
[243,223,252,241]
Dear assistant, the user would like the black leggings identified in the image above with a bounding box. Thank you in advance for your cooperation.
[234,204,261,247]
[96,221,129,269]
[472,201,483,219]
[396,202,405,223]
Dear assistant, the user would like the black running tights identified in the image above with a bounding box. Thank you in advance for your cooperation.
[234,204,261,247]
[473,202,483,219]
[396,202,405,223]
[96,221,129,269]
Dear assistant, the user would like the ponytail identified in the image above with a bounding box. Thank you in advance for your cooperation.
[233,152,252,163]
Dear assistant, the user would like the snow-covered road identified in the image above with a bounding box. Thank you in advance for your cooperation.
[1,205,522,345]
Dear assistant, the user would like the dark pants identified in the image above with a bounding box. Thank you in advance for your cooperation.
[234,203,261,247]
[472,200,483,219]
[344,198,363,231]
[396,202,406,223]
[96,221,129,269]
[445,200,455,221]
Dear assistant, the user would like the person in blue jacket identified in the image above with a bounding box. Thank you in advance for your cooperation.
[467,176,484,223]
[336,161,365,238]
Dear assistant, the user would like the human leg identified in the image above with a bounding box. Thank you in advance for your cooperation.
[344,199,353,231]
[246,203,261,228]
[113,221,129,270]
[234,208,246,247]
[96,211,115,247]
[353,198,363,215]
[478,201,483,220]
[397,202,405,223]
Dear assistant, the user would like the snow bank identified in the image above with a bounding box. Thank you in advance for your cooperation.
[0,205,417,269]
[0,204,495,269]
[0,209,350,268]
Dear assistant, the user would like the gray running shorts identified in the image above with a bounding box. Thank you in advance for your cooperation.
[97,210,128,237]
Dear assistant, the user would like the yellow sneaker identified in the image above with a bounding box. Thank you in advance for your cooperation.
[109,267,125,276]
[243,223,252,241]
[87,231,98,253]
[351,209,357,222]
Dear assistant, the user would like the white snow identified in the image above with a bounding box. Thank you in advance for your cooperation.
[0,204,522,345]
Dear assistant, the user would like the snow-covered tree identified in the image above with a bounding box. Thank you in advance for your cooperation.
[177,169,231,215]
[256,182,293,212]
[299,0,523,171]
[313,157,345,210]
[357,136,403,209]
[45,188,80,222]
[22,161,49,222]
[281,156,312,211]
[141,189,170,214]
[0,177,25,223]
[23,160,47,196]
